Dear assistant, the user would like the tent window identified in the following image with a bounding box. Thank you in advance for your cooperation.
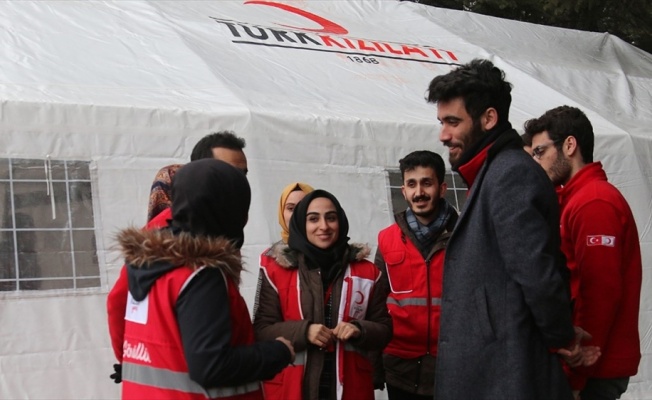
[0,158,99,291]
[387,169,468,215]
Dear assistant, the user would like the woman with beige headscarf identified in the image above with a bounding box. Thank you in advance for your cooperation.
[254,182,313,310]
[275,182,315,244]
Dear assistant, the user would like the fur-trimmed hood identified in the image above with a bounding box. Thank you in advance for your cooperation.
[264,240,371,269]
[117,227,243,301]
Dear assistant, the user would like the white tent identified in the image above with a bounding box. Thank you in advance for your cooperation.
[0,1,650,398]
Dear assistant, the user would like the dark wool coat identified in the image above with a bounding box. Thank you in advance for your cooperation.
[434,130,576,400]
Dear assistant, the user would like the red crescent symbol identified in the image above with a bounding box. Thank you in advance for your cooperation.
[244,1,349,34]
[354,290,364,305]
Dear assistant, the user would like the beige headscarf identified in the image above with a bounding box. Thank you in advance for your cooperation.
[278,182,314,243]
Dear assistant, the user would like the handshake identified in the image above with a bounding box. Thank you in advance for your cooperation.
[557,326,601,368]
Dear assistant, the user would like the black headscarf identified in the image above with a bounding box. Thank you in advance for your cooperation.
[170,159,250,248]
[288,190,350,285]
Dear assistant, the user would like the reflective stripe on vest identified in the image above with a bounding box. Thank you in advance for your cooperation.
[386,297,441,307]
[343,342,370,357]
[293,351,307,366]
[123,361,260,398]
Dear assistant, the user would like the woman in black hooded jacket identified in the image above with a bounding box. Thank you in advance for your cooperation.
[114,159,293,399]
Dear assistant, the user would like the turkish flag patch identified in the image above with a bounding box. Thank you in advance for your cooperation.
[586,235,616,247]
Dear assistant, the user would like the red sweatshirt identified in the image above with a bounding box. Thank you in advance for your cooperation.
[558,162,641,389]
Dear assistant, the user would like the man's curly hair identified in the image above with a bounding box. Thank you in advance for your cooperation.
[427,59,513,124]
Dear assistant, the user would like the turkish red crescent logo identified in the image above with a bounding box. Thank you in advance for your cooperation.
[586,235,615,247]
[354,290,365,305]
[244,0,349,34]
[602,236,615,246]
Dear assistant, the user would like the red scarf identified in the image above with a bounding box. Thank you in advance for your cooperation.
[458,144,493,190]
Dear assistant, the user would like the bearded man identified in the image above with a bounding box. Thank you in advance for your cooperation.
[525,106,641,400]
[374,150,458,400]
[426,59,597,400]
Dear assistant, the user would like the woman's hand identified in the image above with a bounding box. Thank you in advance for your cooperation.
[307,324,334,349]
[332,321,360,342]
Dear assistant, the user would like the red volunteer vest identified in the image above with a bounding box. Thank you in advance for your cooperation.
[378,224,444,358]
[107,207,172,363]
[259,253,378,400]
[121,266,263,400]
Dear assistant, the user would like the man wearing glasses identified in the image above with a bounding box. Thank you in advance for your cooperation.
[525,106,642,400]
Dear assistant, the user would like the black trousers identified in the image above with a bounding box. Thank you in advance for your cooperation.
[580,377,630,400]
[386,384,432,400]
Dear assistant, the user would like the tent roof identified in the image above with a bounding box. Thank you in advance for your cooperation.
[0,2,651,398]
[1,1,650,133]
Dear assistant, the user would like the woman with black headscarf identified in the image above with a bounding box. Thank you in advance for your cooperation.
[253,190,392,400]
[113,159,294,400]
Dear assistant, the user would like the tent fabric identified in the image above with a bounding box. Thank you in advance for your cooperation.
[0,1,650,398]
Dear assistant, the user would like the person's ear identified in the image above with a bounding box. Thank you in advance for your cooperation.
[481,108,498,131]
[564,136,579,158]
[439,182,448,198]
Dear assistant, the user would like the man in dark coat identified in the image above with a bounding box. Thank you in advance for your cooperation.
[426,59,594,400]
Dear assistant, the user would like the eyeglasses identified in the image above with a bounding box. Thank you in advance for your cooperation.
[531,138,565,160]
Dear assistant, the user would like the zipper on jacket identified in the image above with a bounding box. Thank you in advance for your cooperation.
[425,256,432,355]
[414,356,423,391]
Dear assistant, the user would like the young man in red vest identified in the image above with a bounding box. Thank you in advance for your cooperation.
[525,106,642,400]
[374,150,458,400]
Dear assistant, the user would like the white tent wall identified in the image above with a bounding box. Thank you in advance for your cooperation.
[0,1,651,398]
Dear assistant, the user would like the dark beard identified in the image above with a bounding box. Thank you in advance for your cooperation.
[450,120,485,170]
[550,151,572,186]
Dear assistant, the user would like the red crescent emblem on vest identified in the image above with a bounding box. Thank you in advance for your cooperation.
[354,290,365,305]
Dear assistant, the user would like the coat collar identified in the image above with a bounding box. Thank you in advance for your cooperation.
[266,241,370,270]
[558,162,607,209]
[116,227,243,284]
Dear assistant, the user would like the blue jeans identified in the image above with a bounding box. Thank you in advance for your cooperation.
[580,377,630,400]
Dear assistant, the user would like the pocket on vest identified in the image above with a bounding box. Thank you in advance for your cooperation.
[385,251,413,294]
[262,367,298,400]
